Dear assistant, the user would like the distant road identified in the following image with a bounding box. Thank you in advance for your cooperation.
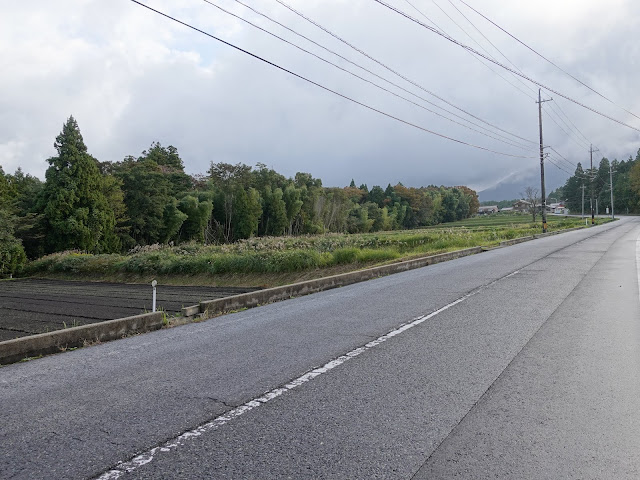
[1,218,639,479]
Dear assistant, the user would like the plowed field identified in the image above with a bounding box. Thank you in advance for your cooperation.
[0,279,259,341]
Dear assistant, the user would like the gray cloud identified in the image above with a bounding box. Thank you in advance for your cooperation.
[2,0,639,194]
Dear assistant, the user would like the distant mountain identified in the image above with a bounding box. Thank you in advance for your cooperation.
[478,166,568,202]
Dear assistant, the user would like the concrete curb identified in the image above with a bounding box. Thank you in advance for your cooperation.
[191,247,483,319]
[0,312,164,365]
[499,236,534,246]
[501,226,586,245]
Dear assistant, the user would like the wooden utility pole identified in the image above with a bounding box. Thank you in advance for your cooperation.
[537,89,552,233]
[589,144,599,225]
[609,162,615,219]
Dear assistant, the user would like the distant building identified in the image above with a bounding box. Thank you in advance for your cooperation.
[478,205,499,214]
[548,202,568,214]
[500,207,514,213]
[513,200,532,212]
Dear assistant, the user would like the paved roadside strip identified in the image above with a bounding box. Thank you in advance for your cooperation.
[0,226,588,365]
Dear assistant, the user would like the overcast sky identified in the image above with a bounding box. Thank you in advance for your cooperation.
[2,0,640,192]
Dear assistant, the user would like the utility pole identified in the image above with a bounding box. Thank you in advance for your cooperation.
[609,162,616,219]
[537,89,552,233]
[581,184,586,220]
[589,144,599,225]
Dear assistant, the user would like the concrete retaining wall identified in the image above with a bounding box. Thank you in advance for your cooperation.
[195,247,483,318]
[0,312,164,365]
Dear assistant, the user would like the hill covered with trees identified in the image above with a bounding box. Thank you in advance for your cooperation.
[549,151,640,215]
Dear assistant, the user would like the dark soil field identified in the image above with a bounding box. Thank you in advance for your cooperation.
[0,279,260,342]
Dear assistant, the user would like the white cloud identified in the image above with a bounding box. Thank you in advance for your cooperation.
[2,0,639,195]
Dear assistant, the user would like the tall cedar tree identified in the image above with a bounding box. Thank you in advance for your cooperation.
[0,167,27,274]
[39,116,119,253]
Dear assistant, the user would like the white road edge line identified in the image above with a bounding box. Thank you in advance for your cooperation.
[95,273,514,480]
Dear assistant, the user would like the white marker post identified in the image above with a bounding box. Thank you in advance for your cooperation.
[151,280,157,313]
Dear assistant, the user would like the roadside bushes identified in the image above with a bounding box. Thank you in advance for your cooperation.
[22,217,589,278]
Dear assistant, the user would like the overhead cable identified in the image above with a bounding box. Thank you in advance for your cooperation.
[457,0,640,122]
[129,0,537,159]
[403,0,536,101]
[409,0,594,152]
[372,0,640,133]
[216,0,535,150]
[273,0,537,144]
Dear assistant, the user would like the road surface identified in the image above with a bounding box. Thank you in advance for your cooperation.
[1,218,639,479]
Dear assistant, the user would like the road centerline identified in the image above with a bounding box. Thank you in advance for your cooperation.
[94,269,523,480]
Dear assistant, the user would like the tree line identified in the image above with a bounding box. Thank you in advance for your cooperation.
[0,116,480,273]
[548,149,640,215]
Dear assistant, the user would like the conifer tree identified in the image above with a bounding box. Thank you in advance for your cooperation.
[39,116,118,253]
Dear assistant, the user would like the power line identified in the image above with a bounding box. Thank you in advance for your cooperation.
[544,102,591,150]
[544,95,594,147]
[437,0,597,149]
[457,0,640,123]
[542,107,591,152]
[440,0,539,99]
[372,0,640,133]
[548,147,578,170]
[547,157,574,176]
[129,0,536,159]
[417,0,595,152]
[403,0,536,101]
[214,0,536,150]
[273,0,537,145]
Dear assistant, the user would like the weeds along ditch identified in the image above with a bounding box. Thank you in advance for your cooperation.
[22,216,589,279]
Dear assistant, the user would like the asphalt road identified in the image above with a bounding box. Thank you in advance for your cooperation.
[1,218,639,479]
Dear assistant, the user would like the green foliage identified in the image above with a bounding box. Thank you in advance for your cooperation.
[0,208,26,275]
[332,247,358,264]
[38,116,118,254]
[177,194,213,243]
[114,144,190,246]
[160,198,188,243]
[142,142,191,195]
[561,152,640,215]
[234,187,262,240]
[24,217,587,279]
[9,116,501,263]
[208,163,263,242]
[283,185,303,235]
[0,166,10,208]
[480,199,518,209]
[260,186,288,236]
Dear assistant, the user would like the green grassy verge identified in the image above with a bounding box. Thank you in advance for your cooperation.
[22,215,605,287]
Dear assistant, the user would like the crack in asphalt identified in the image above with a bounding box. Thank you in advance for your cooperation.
[182,396,239,409]
[409,219,637,479]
